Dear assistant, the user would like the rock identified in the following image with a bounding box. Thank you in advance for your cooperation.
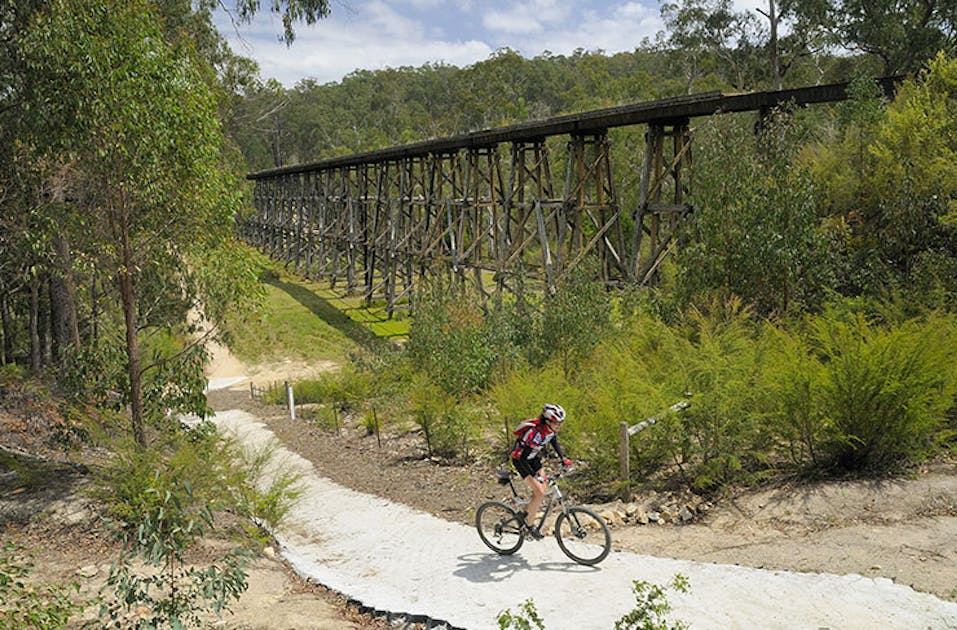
[679,506,695,523]
[263,546,276,559]
[76,564,99,578]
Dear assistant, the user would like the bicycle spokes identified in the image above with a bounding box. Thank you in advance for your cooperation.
[555,506,611,565]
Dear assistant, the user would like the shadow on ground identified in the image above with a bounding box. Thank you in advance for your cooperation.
[267,279,393,353]
[0,448,89,527]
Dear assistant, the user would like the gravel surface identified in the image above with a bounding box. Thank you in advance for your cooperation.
[211,405,957,630]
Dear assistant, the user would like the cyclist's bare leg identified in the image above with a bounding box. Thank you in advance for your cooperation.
[523,474,547,526]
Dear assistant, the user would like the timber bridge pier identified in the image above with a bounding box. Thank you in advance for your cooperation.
[242,77,897,315]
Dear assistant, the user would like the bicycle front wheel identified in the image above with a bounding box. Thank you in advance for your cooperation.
[554,506,611,565]
[475,501,525,555]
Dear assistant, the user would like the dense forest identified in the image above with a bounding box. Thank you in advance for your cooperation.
[0,0,955,459]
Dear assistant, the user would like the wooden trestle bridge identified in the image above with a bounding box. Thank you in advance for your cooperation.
[242,78,898,315]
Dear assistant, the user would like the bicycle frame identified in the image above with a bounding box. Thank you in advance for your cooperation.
[497,467,572,530]
[480,465,612,565]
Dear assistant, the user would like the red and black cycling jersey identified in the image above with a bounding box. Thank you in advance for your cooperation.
[509,416,566,462]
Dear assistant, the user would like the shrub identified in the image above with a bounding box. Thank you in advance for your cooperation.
[811,309,957,471]
[99,481,250,629]
[409,378,483,459]
[666,299,769,490]
[759,324,831,468]
[497,598,545,630]
[614,574,690,630]
[0,543,83,629]
[535,262,613,376]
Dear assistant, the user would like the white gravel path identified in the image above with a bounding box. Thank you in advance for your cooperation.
[210,407,957,630]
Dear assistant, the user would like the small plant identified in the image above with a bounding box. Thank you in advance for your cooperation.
[99,482,250,629]
[230,439,305,530]
[614,574,690,630]
[0,543,84,629]
[497,598,546,630]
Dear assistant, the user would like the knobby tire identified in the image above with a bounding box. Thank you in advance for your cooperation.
[554,506,611,565]
[475,500,525,555]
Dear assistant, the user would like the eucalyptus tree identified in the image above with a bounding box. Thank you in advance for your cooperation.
[791,0,957,76]
[17,0,258,446]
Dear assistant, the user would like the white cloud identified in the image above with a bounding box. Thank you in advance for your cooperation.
[218,1,669,87]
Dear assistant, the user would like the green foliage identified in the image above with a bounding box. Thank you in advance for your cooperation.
[408,286,504,396]
[487,366,580,455]
[537,264,613,376]
[494,575,689,630]
[810,309,957,471]
[675,111,828,316]
[93,421,302,534]
[805,57,957,307]
[0,543,83,629]
[229,439,305,530]
[614,574,690,630]
[291,368,373,407]
[99,482,250,629]
[760,303,957,472]
[668,299,769,490]
[409,378,481,459]
[497,598,546,630]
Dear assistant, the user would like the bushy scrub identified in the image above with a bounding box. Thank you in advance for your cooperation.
[93,422,302,535]
[760,305,957,472]
[535,263,613,375]
[91,423,304,626]
[291,367,372,407]
[758,325,830,468]
[575,337,672,477]
[666,299,768,490]
[409,377,482,459]
[675,111,829,316]
[99,481,250,628]
[487,365,580,456]
[408,287,502,396]
[810,309,957,471]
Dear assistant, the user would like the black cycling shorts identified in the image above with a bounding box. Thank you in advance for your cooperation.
[512,455,542,479]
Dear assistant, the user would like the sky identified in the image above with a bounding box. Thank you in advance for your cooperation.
[214,0,764,88]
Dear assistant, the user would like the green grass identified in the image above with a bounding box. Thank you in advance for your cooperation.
[225,266,406,365]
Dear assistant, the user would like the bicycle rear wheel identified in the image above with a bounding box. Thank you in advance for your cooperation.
[475,501,525,555]
[554,506,611,565]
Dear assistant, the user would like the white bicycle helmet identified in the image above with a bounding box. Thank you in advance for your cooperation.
[541,403,566,423]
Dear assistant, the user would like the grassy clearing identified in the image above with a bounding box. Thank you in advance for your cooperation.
[225,265,406,365]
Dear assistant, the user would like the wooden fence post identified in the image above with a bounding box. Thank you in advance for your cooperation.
[619,421,630,502]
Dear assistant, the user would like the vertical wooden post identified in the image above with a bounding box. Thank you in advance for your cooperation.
[619,421,631,502]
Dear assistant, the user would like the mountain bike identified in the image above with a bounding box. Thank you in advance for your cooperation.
[475,464,611,566]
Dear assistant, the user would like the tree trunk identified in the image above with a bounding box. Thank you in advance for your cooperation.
[50,234,82,360]
[0,293,12,366]
[769,0,782,91]
[115,201,146,448]
[119,267,146,448]
[29,277,41,371]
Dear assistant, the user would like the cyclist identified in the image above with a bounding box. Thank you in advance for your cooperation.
[509,403,573,539]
